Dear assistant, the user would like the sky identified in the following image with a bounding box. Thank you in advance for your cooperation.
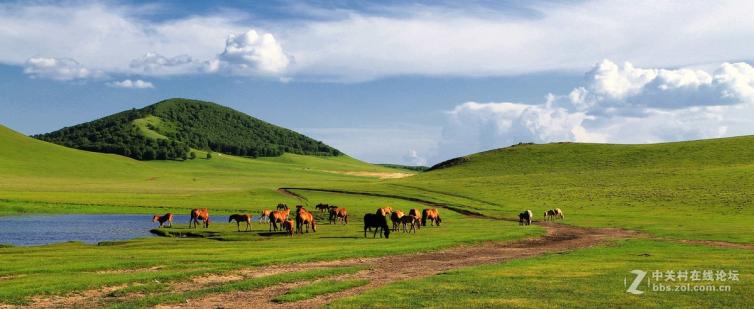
[2,1,754,166]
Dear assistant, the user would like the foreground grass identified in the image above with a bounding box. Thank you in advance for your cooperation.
[329,239,754,308]
[107,266,363,309]
[273,279,369,303]
[0,190,540,304]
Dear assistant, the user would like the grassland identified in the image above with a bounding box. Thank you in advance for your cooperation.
[2,123,754,307]
[329,239,754,308]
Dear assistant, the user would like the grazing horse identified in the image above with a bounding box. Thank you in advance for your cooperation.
[315,203,331,213]
[390,210,405,231]
[269,209,290,232]
[260,209,272,223]
[421,208,442,226]
[519,210,533,226]
[408,209,422,229]
[554,208,564,220]
[189,208,210,228]
[401,215,420,233]
[295,206,317,234]
[276,203,289,211]
[282,219,295,236]
[228,214,252,232]
[329,207,348,225]
[378,207,393,216]
[364,213,390,238]
[152,213,173,228]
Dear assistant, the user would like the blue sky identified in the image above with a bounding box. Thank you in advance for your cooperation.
[2,1,754,165]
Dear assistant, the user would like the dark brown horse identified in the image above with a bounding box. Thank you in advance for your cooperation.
[152,213,173,228]
[315,203,331,213]
[401,215,420,233]
[282,219,295,236]
[364,213,390,238]
[408,208,421,230]
[189,208,210,228]
[295,205,317,234]
[390,210,404,231]
[228,214,252,232]
[276,203,289,211]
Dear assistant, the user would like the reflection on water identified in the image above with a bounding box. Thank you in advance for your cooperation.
[0,214,192,246]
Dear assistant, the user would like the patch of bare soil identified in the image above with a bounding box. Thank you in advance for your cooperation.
[321,170,414,179]
[155,223,639,309]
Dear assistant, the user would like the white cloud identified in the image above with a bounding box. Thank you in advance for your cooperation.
[130,52,195,74]
[403,150,428,166]
[4,1,754,81]
[107,79,154,89]
[208,29,291,75]
[23,57,103,81]
[435,60,754,162]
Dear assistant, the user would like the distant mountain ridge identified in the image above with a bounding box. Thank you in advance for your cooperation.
[34,98,341,160]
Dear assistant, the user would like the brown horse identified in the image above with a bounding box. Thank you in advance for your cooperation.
[189,208,210,228]
[390,210,404,231]
[421,208,442,226]
[315,203,331,213]
[328,207,348,225]
[228,214,252,232]
[282,219,295,236]
[295,205,317,234]
[378,207,393,216]
[152,213,173,228]
[260,209,272,223]
[408,209,422,229]
[269,208,290,232]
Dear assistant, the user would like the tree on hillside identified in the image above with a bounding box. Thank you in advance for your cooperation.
[206,152,212,159]
[189,151,196,160]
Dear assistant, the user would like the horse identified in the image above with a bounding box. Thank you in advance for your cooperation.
[408,209,422,229]
[544,210,553,221]
[315,203,331,213]
[390,210,405,231]
[276,203,289,211]
[269,208,290,232]
[401,215,420,233]
[554,208,564,220]
[282,219,295,237]
[519,210,533,226]
[189,208,210,228]
[152,213,173,228]
[260,209,272,223]
[295,205,316,234]
[329,207,348,225]
[364,213,390,238]
[228,214,252,232]
[421,208,442,226]
[378,207,393,216]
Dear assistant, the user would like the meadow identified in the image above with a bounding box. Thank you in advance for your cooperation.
[2,124,754,307]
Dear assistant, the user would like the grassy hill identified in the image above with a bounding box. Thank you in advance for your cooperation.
[331,137,754,242]
[0,124,407,215]
[34,98,340,160]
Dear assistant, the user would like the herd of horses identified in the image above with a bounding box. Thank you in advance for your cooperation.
[518,208,565,225]
[150,204,563,237]
[150,203,444,239]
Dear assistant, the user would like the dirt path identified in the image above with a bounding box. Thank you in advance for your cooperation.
[155,223,637,309]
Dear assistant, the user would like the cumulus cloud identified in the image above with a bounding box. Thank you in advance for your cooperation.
[107,79,154,89]
[207,29,291,75]
[435,60,754,162]
[23,57,103,81]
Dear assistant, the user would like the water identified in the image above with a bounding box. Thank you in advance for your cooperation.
[0,214,192,246]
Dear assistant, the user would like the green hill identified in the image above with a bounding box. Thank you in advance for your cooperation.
[34,98,340,160]
[351,136,754,242]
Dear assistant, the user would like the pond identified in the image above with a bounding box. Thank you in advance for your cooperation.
[0,214,194,246]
